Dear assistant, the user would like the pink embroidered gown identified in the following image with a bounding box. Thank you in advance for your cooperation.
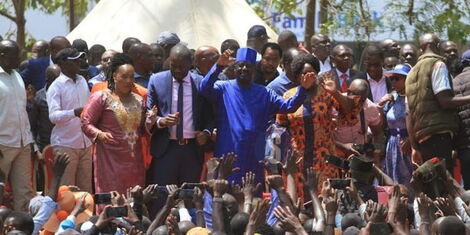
[81,90,145,194]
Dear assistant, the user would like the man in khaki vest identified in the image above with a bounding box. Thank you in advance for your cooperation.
[406,33,470,171]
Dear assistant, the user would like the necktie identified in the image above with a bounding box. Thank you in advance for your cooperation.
[176,81,184,141]
[340,73,348,93]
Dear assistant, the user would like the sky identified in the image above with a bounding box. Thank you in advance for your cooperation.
[0,9,68,41]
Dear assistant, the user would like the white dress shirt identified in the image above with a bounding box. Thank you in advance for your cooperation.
[169,74,195,140]
[314,54,332,74]
[367,73,388,103]
[46,73,91,149]
[0,66,33,147]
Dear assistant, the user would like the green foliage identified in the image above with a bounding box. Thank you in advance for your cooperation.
[387,0,470,45]
[248,0,304,30]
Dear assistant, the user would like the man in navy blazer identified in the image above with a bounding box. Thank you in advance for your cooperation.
[146,44,214,193]
[21,36,71,91]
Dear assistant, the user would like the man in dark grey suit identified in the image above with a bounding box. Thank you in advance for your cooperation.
[322,44,365,93]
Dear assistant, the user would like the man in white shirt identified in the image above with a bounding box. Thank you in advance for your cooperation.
[363,45,392,103]
[47,48,92,192]
[0,40,35,211]
[310,34,332,74]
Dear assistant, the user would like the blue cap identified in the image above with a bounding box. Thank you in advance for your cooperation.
[236,47,257,65]
[384,63,412,76]
[461,49,470,63]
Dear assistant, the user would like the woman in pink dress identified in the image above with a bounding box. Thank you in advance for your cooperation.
[81,53,156,194]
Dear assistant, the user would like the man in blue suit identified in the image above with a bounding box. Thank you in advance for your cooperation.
[146,44,214,202]
[21,36,71,91]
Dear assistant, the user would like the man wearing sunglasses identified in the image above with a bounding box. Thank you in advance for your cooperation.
[87,49,117,90]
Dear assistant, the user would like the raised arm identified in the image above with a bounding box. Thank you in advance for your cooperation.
[200,50,234,100]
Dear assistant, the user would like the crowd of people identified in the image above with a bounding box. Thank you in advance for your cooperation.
[1,24,470,235]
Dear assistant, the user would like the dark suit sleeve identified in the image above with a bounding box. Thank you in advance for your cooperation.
[20,59,32,87]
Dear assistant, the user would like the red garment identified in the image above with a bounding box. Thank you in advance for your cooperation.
[90,82,152,169]
[81,90,146,194]
[340,73,348,93]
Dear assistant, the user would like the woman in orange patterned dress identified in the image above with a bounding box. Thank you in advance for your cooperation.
[277,53,360,190]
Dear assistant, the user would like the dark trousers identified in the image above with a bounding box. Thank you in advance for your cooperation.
[418,133,453,172]
[458,148,470,190]
[148,140,202,218]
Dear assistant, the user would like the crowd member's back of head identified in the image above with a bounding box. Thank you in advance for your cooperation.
[122,37,141,54]
[230,212,249,235]
[3,212,34,235]
[88,44,106,66]
[277,30,298,52]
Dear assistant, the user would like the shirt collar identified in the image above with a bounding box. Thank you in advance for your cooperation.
[366,73,385,83]
[336,68,350,78]
[313,53,330,64]
[173,73,190,83]
[280,72,294,85]
[49,56,54,65]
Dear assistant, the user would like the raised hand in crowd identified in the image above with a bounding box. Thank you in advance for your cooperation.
[417,192,433,235]
[147,184,180,235]
[274,206,308,235]
[192,186,205,227]
[245,199,270,235]
[300,71,317,90]
[217,152,239,180]
[206,157,220,180]
[230,182,245,212]
[70,193,89,217]
[48,153,70,201]
[166,213,181,235]
[241,172,261,213]
[212,179,229,232]
[323,188,338,235]
[143,184,158,205]
[217,49,235,67]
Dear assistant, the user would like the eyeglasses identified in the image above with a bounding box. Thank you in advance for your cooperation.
[101,57,112,62]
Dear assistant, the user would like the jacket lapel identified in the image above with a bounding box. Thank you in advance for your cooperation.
[190,74,199,130]
[165,72,173,116]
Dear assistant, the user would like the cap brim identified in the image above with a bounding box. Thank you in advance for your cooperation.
[67,51,85,60]
[384,70,408,76]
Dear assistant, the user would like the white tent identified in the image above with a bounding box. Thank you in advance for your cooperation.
[67,0,278,51]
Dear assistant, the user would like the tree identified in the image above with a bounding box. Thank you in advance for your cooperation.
[0,0,98,58]
[384,0,470,45]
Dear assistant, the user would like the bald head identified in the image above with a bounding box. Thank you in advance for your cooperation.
[278,30,298,51]
[380,38,400,57]
[310,34,331,61]
[400,43,419,66]
[440,40,458,62]
[194,46,219,75]
[128,43,155,74]
[0,40,20,73]
[32,40,49,58]
[349,79,369,100]
[419,33,440,54]
[45,64,61,88]
[49,36,71,62]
